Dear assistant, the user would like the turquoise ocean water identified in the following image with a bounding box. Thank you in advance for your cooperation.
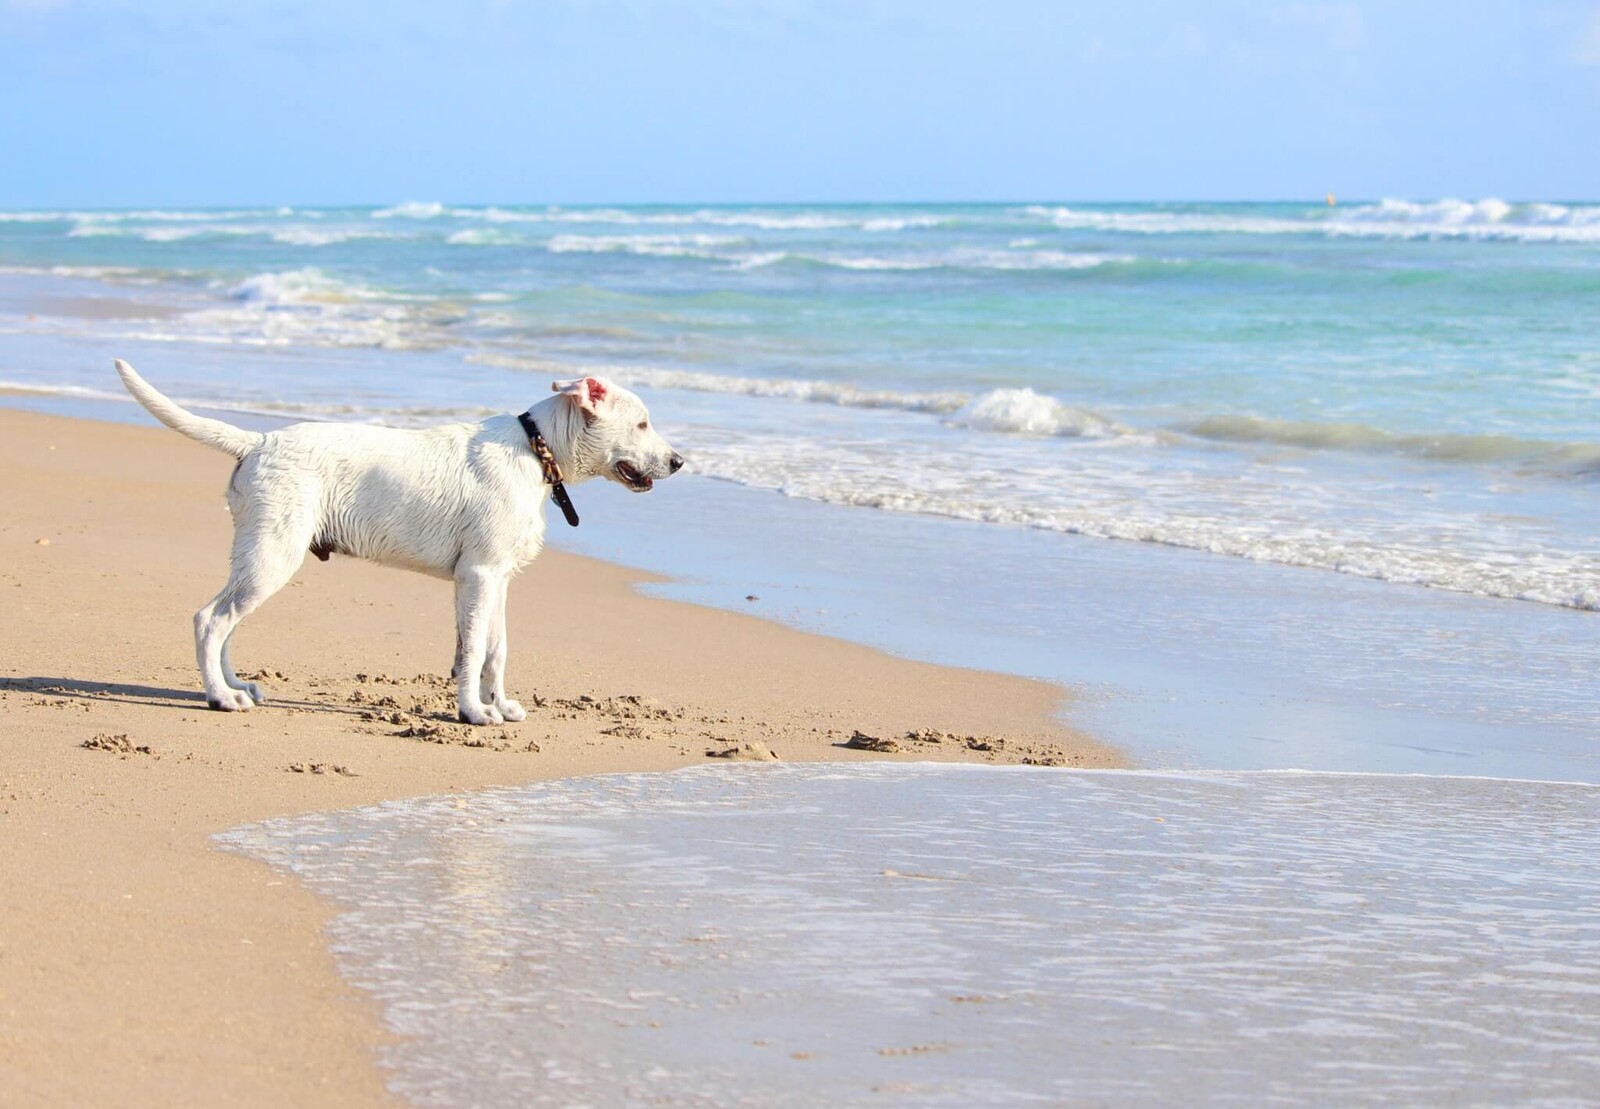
[3,198,1598,607]
[2,200,1596,773]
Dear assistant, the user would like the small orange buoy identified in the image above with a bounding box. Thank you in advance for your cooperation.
[1326,192,1337,207]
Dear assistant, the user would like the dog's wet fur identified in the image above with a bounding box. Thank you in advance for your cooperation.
[114,360,682,725]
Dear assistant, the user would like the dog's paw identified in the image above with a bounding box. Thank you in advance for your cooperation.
[457,702,504,726]
[495,698,527,723]
[207,690,255,712]
[242,681,266,705]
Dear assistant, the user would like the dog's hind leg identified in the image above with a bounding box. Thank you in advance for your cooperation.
[479,574,525,722]
[196,520,308,711]
[453,561,507,726]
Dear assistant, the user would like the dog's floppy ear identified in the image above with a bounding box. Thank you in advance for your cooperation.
[552,377,609,417]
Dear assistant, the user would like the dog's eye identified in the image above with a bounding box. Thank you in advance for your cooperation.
[637,420,649,431]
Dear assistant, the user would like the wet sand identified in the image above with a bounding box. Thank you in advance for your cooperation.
[0,406,1121,1106]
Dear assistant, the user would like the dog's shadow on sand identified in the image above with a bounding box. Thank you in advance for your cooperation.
[2,676,365,719]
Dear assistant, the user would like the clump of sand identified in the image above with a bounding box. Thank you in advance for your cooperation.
[80,733,154,758]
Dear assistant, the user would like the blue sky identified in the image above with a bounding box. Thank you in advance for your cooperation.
[2,0,1597,205]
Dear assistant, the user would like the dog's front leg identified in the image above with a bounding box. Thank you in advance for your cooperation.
[479,574,526,722]
[453,562,504,726]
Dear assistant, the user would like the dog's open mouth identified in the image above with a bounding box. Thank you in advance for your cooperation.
[615,460,654,491]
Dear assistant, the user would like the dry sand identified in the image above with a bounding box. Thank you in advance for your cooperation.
[0,407,1122,1106]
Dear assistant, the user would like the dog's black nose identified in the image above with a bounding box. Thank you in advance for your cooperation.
[668,453,684,474]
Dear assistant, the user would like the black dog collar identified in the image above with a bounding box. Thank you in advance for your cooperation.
[518,412,579,528]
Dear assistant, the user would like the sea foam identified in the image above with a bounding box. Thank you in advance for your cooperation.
[218,764,1600,1107]
[228,267,370,303]
[545,233,744,258]
[1026,200,1600,242]
[672,423,1600,611]
[469,353,973,414]
[372,201,447,220]
[948,387,1124,438]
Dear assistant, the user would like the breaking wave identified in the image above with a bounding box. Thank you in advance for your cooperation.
[65,221,403,246]
[0,263,165,282]
[744,249,1135,273]
[227,267,384,304]
[1181,414,1600,473]
[474,356,1598,471]
[682,436,1600,611]
[474,358,1144,438]
[470,354,972,414]
[545,233,745,258]
[445,228,523,247]
[947,388,1125,438]
[373,201,447,220]
[370,204,951,232]
[1026,199,1600,243]
[3,207,293,225]
[525,234,1136,272]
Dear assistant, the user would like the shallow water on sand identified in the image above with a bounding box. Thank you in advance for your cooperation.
[220,763,1600,1107]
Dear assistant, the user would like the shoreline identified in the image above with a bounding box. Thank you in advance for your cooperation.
[0,406,1121,1106]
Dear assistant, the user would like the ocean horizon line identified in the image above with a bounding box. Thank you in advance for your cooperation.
[5,194,1598,212]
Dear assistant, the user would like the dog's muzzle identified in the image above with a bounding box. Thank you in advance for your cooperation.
[616,454,683,492]
[616,460,654,491]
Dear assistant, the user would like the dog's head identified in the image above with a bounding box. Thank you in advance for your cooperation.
[550,376,682,491]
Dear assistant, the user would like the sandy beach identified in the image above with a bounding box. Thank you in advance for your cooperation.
[0,406,1121,1106]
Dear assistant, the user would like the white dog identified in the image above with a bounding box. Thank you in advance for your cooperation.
[114,359,682,725]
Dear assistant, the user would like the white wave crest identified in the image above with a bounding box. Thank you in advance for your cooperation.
[184,279,446,349]
[470,354,972,414]
[735,248,1134,273]
[446,228,524,246]
[1027,200,1600,243]
[1346,198,1514,225]
[546,233,743,258]
[859,215,947,232]
[5,260,458,351]
[682,211,853,231]
[440,207,949,232]
[61,208,280,225]
[949,388,1124,438]
[474,357,1142,444]
[269,228,402,247]
[1340,198,1600,228]
[64,222,129,238]
[64,221,398,246]
[1178,413,1600,471]
[680,435,1600,612]
[127,225,247,243]
[477,207,554,224]
[0,380,133,402]
[1028,206,1307,237]
[373,201,447,220]
[0,264,153,281]
[227,267,369,304]
[729,251,791,270]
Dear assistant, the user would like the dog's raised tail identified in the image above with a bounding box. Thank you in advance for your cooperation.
[114,359,263,459]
